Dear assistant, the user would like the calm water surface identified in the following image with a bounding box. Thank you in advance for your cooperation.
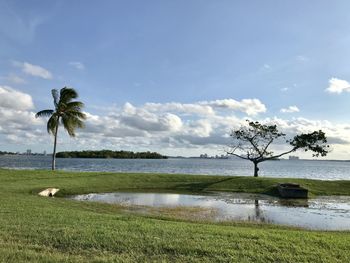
[71,192,350,230]
[1,155,350,180]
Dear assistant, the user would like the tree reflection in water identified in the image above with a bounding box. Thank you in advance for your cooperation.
[248,199,269,223]
[249,198,309,223]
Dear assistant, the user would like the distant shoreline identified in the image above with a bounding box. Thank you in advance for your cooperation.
[56,150,167,159]
[1,154,350,162]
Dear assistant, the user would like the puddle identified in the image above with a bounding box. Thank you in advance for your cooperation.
[70,192,350,230]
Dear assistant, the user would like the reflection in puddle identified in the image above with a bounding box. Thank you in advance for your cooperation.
[70,192,350,230]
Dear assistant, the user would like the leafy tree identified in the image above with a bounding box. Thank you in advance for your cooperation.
[55,150,167,159]
[36,87,86,170]
[227,120,329,177]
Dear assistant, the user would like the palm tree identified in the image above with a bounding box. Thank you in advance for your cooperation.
[36,87,86,170]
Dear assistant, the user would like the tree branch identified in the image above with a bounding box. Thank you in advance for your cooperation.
[227,152,250,160]
[248,137,263,157]
[262,147,297,161]
[261,137,274,155]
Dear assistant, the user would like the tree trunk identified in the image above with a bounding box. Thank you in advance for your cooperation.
[52,118,59,171]
[253,162,259,177]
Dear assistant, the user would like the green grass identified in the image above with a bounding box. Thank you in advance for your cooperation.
[0,168,349,262]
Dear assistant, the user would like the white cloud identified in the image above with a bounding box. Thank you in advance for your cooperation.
[0,107,42,128]
[144,102,215,116]
[325,78,350,94]
[120,102,183,132]
[13,61,52,79]
[82,112,147,138]
[69,61,85,70]
[296,55,309,62]
[280,106,300,113]
[280,87,289,92]
[0,87,45,145]
[5,74,26,84]
[202,98,266,116]
[144,99,266,116]
[0,86,34,110]
[187,119,213,137]
[0,85,54,147]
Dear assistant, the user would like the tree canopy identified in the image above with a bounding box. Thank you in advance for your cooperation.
[56,150,167,159]
[227,120,329,177]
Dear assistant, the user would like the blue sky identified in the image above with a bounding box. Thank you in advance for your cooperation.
[1,0,350,158]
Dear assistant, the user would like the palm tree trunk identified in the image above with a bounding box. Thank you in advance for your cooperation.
[52,117,59,171]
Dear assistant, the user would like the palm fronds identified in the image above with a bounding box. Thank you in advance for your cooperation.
[47,115,58,134]
[60,87,78,103]
[51,89,59,109]
[35,109,54,118]
[37,87,86,137]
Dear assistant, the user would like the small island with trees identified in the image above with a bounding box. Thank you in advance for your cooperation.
[56,150,168,159]
[0,151,16,155]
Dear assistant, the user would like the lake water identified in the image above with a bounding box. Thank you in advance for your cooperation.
[70,192,350,230]
[1,155,350,180]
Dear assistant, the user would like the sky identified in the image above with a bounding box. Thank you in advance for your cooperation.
[1,0,350,159]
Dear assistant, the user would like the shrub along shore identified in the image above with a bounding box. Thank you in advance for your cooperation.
[56,150,167,159]
[0,168,349,262]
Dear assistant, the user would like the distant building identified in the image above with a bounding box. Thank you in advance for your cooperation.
[289,155,299,160]
[43,150,47,156]
[220,154,229,159]
[26,149,32,155]
[200,154,208,158]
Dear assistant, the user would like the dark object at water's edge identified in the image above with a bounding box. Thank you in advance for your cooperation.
[278,183,308,198]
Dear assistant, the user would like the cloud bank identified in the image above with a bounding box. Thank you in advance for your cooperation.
[1,87,350,158]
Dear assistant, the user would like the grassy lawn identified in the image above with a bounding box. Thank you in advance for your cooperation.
[0,168,349,262]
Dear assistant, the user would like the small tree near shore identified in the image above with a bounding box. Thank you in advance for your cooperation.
[227,120,329,177]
